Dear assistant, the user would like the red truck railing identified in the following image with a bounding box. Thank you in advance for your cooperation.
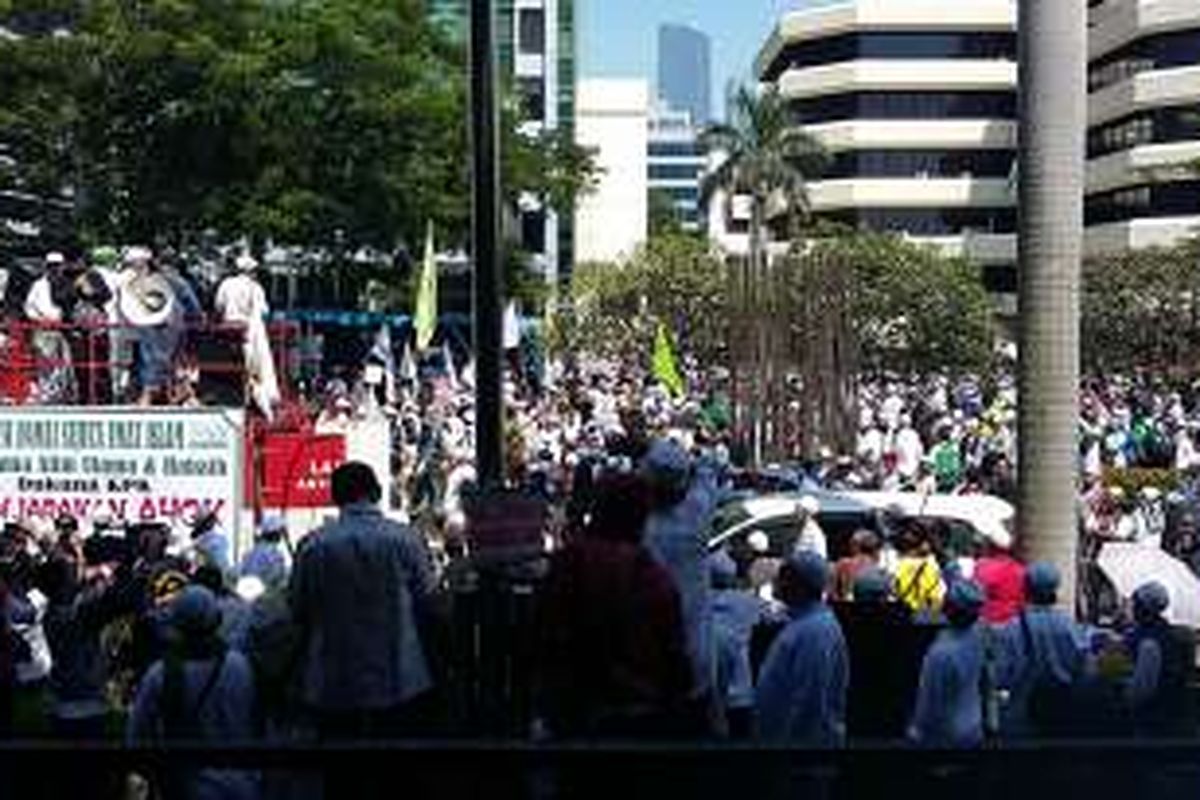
[0,319,307,409]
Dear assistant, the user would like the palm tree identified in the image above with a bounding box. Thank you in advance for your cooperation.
[1017,0,1087,612]
[702,85,826,466]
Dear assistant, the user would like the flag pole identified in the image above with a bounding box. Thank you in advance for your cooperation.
[470,0,505,492]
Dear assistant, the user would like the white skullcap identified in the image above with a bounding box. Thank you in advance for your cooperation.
[748,530,770,554]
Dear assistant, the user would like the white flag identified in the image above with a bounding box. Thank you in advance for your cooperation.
[503,301,521,350]
[442,340,459,392]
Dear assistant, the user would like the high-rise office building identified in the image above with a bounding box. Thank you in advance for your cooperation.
[426,0,577,285]
[658,24,712,126]
[749,0,1200,306]
[647,101,706,232]
[756,0,1019,295]
[1085,0,1200,254]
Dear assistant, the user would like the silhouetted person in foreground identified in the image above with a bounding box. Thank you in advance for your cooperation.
[754,550,848,745]
[837,569,933,740]
[1125,581,1194,738]
[909,580,987,748]
[539,474,693,738]
[994,562,1086,738]
[290,461,437,738]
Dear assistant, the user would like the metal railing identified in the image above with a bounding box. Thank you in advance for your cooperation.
[0,319,306,407]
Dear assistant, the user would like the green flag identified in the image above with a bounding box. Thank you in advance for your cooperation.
[414,221,438,351]
[652,321,686,399]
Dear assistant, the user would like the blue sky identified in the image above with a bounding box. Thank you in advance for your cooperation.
[579,0,835,114]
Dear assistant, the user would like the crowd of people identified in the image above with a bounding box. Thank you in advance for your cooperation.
[1,245,278,414]
[1,246,1200,797]
[0,447,1191,799]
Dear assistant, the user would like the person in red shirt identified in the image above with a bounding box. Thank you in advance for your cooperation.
[974,542,1027,625]
[0,317,33,405]
[832,530,883,601]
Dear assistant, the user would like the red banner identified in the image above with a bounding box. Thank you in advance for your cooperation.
[250,433,346,509]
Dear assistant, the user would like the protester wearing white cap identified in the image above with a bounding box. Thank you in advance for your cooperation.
[22,251,79,403]
[215,251,279,420]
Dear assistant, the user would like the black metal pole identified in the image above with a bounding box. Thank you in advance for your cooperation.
[470,0,505,491]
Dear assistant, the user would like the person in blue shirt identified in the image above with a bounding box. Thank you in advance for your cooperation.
[1125,581,1193,737]
[127,585,260,800]
[709,549,775,739]
[642,439,723,731]
[909,579,987,747]
[192,510,233,577]
[289,462,437,737]
[754,550,849,745]
[238,514,291,591]
[994,562,1087,738]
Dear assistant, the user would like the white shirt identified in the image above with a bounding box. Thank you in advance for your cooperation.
[443,462,477,517]
[857,427,885,464]
[24,277,61,323]
[795,518,828,561]
[880,395,904,431]
[895,427,925,478]
[1176,431,1198,472]
[215,274,269,322]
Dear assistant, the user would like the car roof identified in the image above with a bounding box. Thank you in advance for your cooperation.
[718,490,1015,547]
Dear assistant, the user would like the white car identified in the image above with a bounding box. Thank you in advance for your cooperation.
[707,490,1016,568]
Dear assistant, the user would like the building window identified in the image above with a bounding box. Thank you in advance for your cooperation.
[659,185,700,203]
[823,207,1017,235]
[518,77,545,122]
[1087,106,1200,158]
[762,31,1016,82]
[1086,181,1200,226]
[983,264,1016,295]
[792,91,1016,124]
[648,163,704,181]
[521,209,547,254]
[1089,28,1200,93]
[825,149,1015,179]
[649,141,703,158]
[518,8,546,55]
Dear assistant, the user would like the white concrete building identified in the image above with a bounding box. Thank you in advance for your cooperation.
[575,78,650,264]
[755,0,1020,296]
[1085,0,1200,256]
[742,0,1200,304]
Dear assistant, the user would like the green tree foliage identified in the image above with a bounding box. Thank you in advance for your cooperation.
[1082,241,1200,376]
[648,189,684,238]
[787,230,994,377]
[701,85,826,464]
[782,230,993,455]
[0,0,595,261]
[570,232,727,362]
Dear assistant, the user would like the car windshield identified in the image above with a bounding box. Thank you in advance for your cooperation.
[709,502,753,538]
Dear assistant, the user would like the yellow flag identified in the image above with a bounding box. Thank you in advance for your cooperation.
[413,221,437,351]
[652,321,686,399]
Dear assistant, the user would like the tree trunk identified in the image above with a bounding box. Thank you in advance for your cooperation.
[1017,0,1086,613]
[749,197,766,469]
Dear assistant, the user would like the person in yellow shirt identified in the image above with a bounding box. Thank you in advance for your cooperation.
[893,525,946,620]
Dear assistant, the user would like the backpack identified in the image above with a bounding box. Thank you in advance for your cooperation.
[243,593,305,715]
[1018,611,1076,735]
